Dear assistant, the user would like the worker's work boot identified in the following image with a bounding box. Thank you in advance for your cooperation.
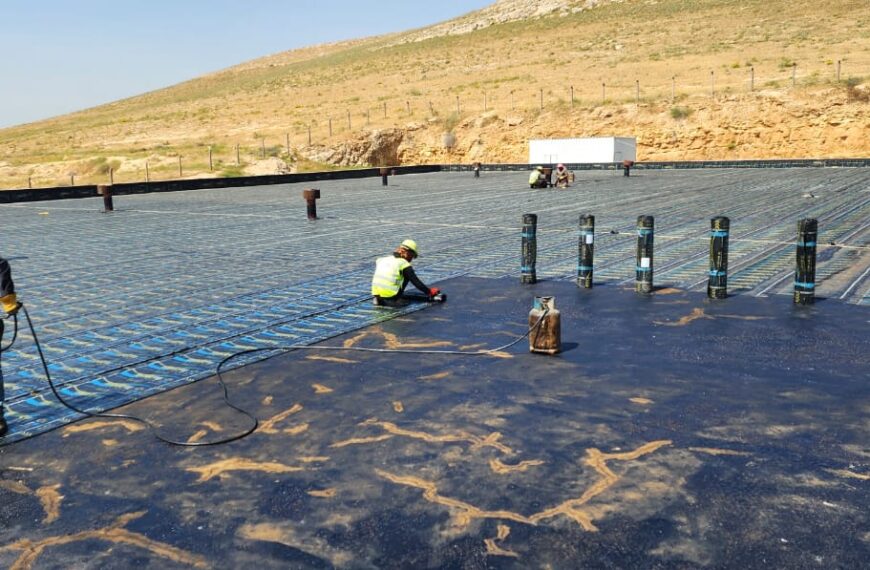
[0,408,7,437]
[372,296,383,307]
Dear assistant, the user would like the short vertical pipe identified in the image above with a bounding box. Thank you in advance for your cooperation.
[208,147,213,171]
[636,215,654,294]
[794,218,817,305]
[521,214,538,284]
[303,189,320,221]
[98,184,114,212]
[145,161,150,182]
[577,214,595,289]
[707,216,730,299]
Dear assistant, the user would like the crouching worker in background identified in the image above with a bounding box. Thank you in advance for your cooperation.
[554,163,571,188]
[1,256,22,437]
[372,240,444,307]
[529,166,548,188]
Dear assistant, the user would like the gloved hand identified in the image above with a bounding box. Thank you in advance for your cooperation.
[428,287,441,297]
[1,294,19,316]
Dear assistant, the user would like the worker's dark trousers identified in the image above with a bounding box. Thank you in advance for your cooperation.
[374,293,430,307]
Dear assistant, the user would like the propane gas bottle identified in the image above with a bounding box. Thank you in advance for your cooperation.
[528,296,561,355]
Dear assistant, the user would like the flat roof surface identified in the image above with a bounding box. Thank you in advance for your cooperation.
[1,168,869,565]
[1,277,868,568]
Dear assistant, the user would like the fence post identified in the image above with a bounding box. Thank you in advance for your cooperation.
[792,62,797,87]
[236,144,240,165]
[710,70,715,98]
[836,60,841,81]
[70,174,75,186]
[145,161,150,182]
[208,147,213,171]
[540,88,544,110]
[28,176,32,189]
[347,110,351,130]
[484,91,487,112]
[383,101,387,118]
[671,76,675,102]
[109,167,114,184]
[329,118,333,137]
[635,80,640,106]
[261,138,266,158]
[406,100,410,115]
[178,156,182,177]
[510,90,515,110]
[750,67,754,91]
[286,133,290,153]
[570,85,574,107]
[456,95,460,114]
[308,125,312,145]
[602,82,606,103]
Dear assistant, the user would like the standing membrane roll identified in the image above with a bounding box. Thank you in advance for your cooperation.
[708,216,730,299]
[635,215,654,294]
[521,214,538,284]
[794,218,817,305]
[577,214,595,289]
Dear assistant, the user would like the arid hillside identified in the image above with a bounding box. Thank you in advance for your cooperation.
[0,0,868,188]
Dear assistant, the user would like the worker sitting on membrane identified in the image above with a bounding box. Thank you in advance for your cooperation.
[529,166,549,189]
[371,240,444,306]
[554,163,571,188]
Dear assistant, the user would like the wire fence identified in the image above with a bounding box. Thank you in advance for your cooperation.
[8,58,868,190]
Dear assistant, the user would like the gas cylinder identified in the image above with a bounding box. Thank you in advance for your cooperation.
[528,296,561,355]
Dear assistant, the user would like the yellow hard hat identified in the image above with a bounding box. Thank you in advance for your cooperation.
[400,239,419,257]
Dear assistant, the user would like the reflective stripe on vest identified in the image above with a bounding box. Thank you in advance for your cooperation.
[371,256,410,297]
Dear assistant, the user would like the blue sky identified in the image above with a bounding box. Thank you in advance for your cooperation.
[0,1,492,129]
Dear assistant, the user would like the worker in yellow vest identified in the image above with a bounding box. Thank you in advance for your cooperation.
[529,166,548,188]
[1,256,21,437]
[371,240,442,306]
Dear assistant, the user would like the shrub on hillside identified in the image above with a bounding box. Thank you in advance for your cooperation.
[670,106,692,120]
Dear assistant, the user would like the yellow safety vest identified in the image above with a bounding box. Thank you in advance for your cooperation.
[529,170,541,185]
[371,256,411,297]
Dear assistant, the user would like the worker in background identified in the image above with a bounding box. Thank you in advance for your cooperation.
[0,256,21,437]
[528,166,548,189]
[554,163,571,188]
[371,240,442,306]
